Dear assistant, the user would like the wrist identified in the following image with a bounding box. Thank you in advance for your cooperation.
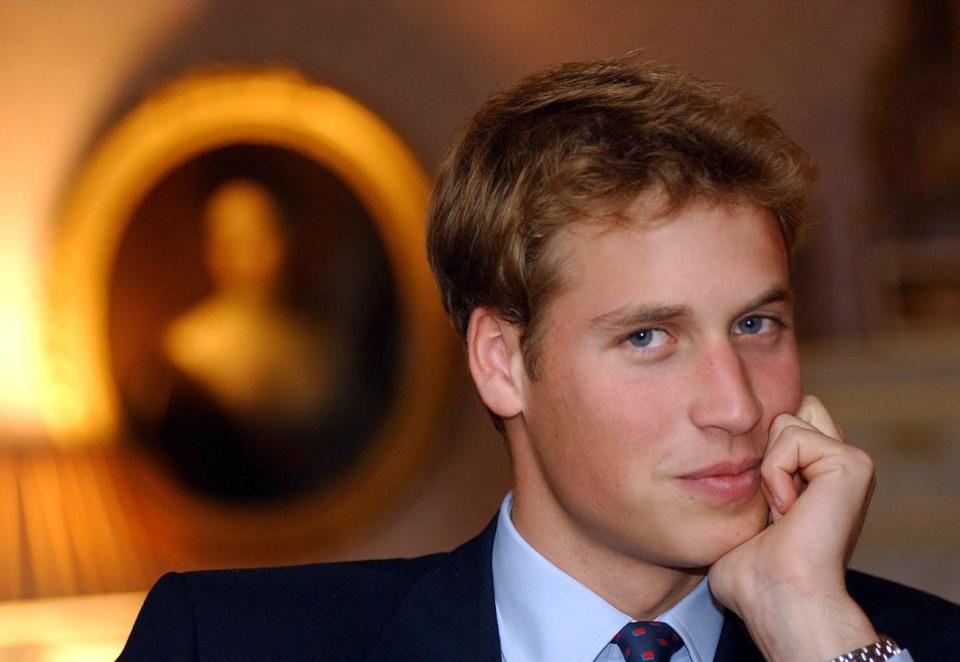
[742,591,878,662]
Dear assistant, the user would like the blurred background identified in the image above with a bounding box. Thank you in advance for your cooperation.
[0,1,958,659]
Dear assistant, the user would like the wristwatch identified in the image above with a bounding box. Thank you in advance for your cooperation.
[829,636,901,662]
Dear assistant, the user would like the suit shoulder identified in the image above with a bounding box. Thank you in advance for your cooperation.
[124,553,449,661]
[120,572,198,660]
[181,552,449,621]
[183,552,447,598]
[846,569,960,657]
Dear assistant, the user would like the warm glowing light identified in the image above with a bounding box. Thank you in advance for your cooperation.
[0,592,143,660]
[0,202,45,438]
[42,641,127,662]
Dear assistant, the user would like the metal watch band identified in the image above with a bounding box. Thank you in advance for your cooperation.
[829,636,902,662]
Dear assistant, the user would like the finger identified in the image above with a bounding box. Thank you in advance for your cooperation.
[762,422,849,514]
[768,411,816,449]
[759,480,782,523]
[796,394,844,441]
[764,413,811,513]
[792,471,805,499]
[758,475,796,524]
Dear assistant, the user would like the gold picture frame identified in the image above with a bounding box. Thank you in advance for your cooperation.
[43,68,455,559]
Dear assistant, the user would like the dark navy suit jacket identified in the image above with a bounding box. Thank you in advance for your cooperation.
[119,518,960,661]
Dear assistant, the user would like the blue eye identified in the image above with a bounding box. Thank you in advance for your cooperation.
[627,328,666,348]
[736,315,768,334]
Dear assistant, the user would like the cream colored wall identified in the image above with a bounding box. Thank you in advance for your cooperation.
[0,0,955,629]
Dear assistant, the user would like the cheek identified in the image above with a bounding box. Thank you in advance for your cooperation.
[750,352,803,421]
[565,365,686,466]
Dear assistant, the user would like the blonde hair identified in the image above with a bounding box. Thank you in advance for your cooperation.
[427,56,815,394]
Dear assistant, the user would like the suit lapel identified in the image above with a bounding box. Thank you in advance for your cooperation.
[712,610,763,662]
[369,518,502,662]
[368,515,766,662]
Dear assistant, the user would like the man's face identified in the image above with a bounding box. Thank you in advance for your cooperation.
[511,197,802,569]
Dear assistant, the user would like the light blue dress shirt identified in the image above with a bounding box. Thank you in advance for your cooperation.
[491,492,912,662]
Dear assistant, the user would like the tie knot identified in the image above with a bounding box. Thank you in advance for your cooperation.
[611,620,684,662]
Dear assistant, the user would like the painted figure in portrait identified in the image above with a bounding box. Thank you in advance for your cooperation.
[113,145,400,502]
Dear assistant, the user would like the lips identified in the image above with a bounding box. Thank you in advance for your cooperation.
[677,458,761,500]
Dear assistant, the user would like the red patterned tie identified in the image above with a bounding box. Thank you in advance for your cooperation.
[611,620,684,662]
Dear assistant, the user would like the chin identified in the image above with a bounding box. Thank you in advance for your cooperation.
[711,511,769,561]
[673,504,769,568]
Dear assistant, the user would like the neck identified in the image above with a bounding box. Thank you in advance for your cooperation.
[510,483,704,620]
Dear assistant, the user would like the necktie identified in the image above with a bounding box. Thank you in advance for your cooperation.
[611,620,684,662]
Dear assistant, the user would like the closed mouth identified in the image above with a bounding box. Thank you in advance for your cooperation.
[677,459,761,500]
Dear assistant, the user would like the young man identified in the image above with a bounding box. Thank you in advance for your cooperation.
[121,57,959,661]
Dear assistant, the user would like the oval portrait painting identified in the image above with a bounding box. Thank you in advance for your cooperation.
[46,69,454,553]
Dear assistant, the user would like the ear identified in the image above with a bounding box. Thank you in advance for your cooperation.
[466,307,526,420]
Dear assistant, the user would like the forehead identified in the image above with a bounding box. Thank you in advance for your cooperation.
[546,198,790,320]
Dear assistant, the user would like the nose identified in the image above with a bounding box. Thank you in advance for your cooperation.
[689,341,762,436]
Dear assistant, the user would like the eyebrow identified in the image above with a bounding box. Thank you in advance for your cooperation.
[587,285,793,332]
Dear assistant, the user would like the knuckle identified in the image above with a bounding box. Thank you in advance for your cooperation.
[848,445,874,470]
[780,423,807,440]
[838,446,875,483]
[759,461,778,481]
[803,394,823,409]
[769,412,793,434]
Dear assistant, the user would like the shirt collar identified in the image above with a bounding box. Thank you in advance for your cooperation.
[492,492,725,662]
[662,575,724,662]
